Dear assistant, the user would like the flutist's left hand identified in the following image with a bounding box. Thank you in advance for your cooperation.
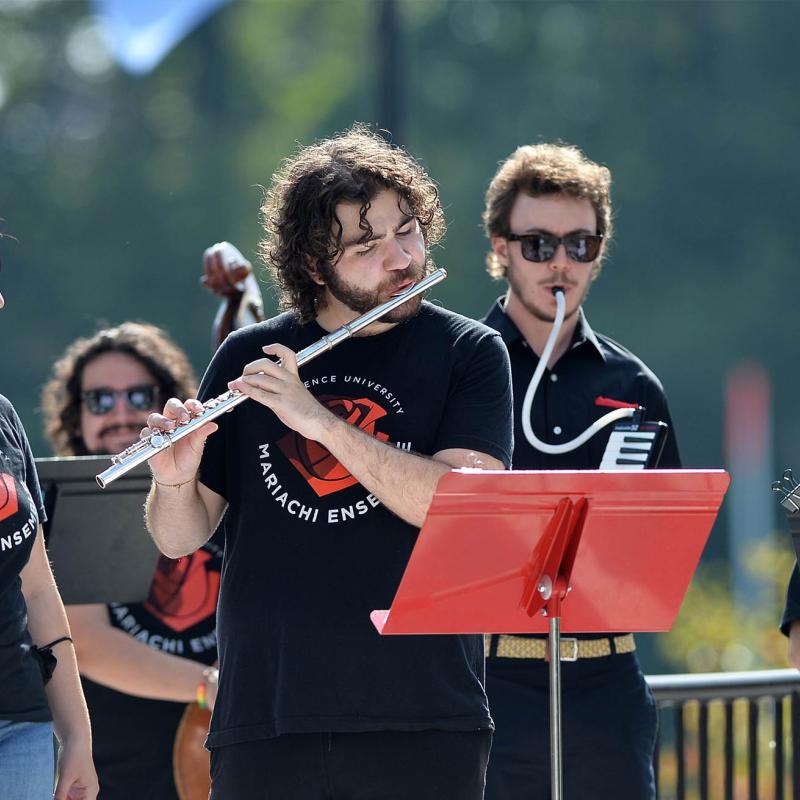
[146,398,219,487]
[230,344,333,441]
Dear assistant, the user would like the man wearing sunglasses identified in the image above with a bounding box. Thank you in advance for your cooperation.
[40,321,221,800]
[481,143,681,800]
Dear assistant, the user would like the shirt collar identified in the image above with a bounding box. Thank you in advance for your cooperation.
[571,308,606,361]
[483,296,606,362]
[483,297,523,346]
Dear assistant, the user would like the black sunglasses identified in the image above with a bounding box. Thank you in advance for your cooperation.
[505,231,604,263]
[81,385,160,416]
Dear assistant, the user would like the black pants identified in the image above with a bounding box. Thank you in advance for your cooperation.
[210,729,492,799]
[484,653,657,800]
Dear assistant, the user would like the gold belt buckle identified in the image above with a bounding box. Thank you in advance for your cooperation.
[561,638,578,661]
[545,637,579,662]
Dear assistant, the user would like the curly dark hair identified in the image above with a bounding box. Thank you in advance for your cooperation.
[259,124,446,324]
[483,142,613,279]
[41,322,197,456]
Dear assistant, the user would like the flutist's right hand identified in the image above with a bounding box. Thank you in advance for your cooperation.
[145,398,218,486]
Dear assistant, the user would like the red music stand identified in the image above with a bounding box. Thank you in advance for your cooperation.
[371,469,730,800]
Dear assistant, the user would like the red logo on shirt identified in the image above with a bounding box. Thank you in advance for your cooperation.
[0,474,19,522]
[277,396,390,497]
[143,549,220,633]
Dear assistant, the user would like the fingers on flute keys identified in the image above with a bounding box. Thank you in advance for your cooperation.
[238,345,298,379]
[146,397,218,479]
[231,346,300,399]
[144,398,204,437]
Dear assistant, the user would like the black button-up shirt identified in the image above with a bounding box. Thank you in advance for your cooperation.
[483,298,681,472]
[482,298,682,649]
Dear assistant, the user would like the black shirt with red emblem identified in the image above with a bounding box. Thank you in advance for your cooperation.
[197,302,514,749]
[82,528,223,800]
[0,394,50,722]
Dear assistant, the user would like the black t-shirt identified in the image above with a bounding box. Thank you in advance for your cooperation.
[0,394,50,722]
[82,530,223,800]
[198,302,513,748]
[482,300,682,649]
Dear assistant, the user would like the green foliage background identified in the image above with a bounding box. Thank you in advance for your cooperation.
[2,0,799,672]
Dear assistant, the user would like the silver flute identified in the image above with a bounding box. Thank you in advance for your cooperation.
[96,268,447,488]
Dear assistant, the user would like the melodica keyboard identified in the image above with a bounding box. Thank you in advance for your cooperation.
[599,414,668,470]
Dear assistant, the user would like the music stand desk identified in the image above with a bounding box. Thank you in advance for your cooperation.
[372,469,729,635]
[371,469,730,800]
[37,456,159,605]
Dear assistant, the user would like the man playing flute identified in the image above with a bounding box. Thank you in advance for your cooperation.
[145,125,513,799]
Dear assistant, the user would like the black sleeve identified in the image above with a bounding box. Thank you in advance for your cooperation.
[196,340,238,501]
[432,332,513,467]
[781,563,800,636]
[640,374,682,469]
[5,399,46,522]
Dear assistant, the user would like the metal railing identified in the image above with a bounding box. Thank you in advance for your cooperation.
[647,669,800,800]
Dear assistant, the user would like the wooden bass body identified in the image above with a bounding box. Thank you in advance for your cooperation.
[173,703,212,800]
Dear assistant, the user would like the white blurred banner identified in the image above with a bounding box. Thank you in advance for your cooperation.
[91,0,230,75]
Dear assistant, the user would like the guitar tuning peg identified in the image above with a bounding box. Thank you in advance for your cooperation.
[773,481,784,493]
[785,468,794,481]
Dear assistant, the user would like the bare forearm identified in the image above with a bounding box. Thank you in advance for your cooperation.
[25,586,91,745]
[145,480,218,558]
[44,651,92,746]
[317,415,450,527]
[71,623,207,703]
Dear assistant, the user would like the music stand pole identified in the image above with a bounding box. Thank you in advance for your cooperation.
[549,614,563,800]
[539,565,571,800]
[526,500,584,800]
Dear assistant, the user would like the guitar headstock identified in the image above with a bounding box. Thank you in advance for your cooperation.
[773,468,800,514]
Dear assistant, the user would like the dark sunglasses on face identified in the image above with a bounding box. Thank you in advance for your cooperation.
[505,231,604,263]
[81,385,160,416]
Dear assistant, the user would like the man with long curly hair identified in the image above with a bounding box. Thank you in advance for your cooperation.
[144,125,514,799]
[41,322,224,800]
[43,323,196,458]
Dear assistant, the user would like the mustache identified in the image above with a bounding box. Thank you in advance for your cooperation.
[382,265,425,293]
[98,424,142,438]
[540,279,578,288]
